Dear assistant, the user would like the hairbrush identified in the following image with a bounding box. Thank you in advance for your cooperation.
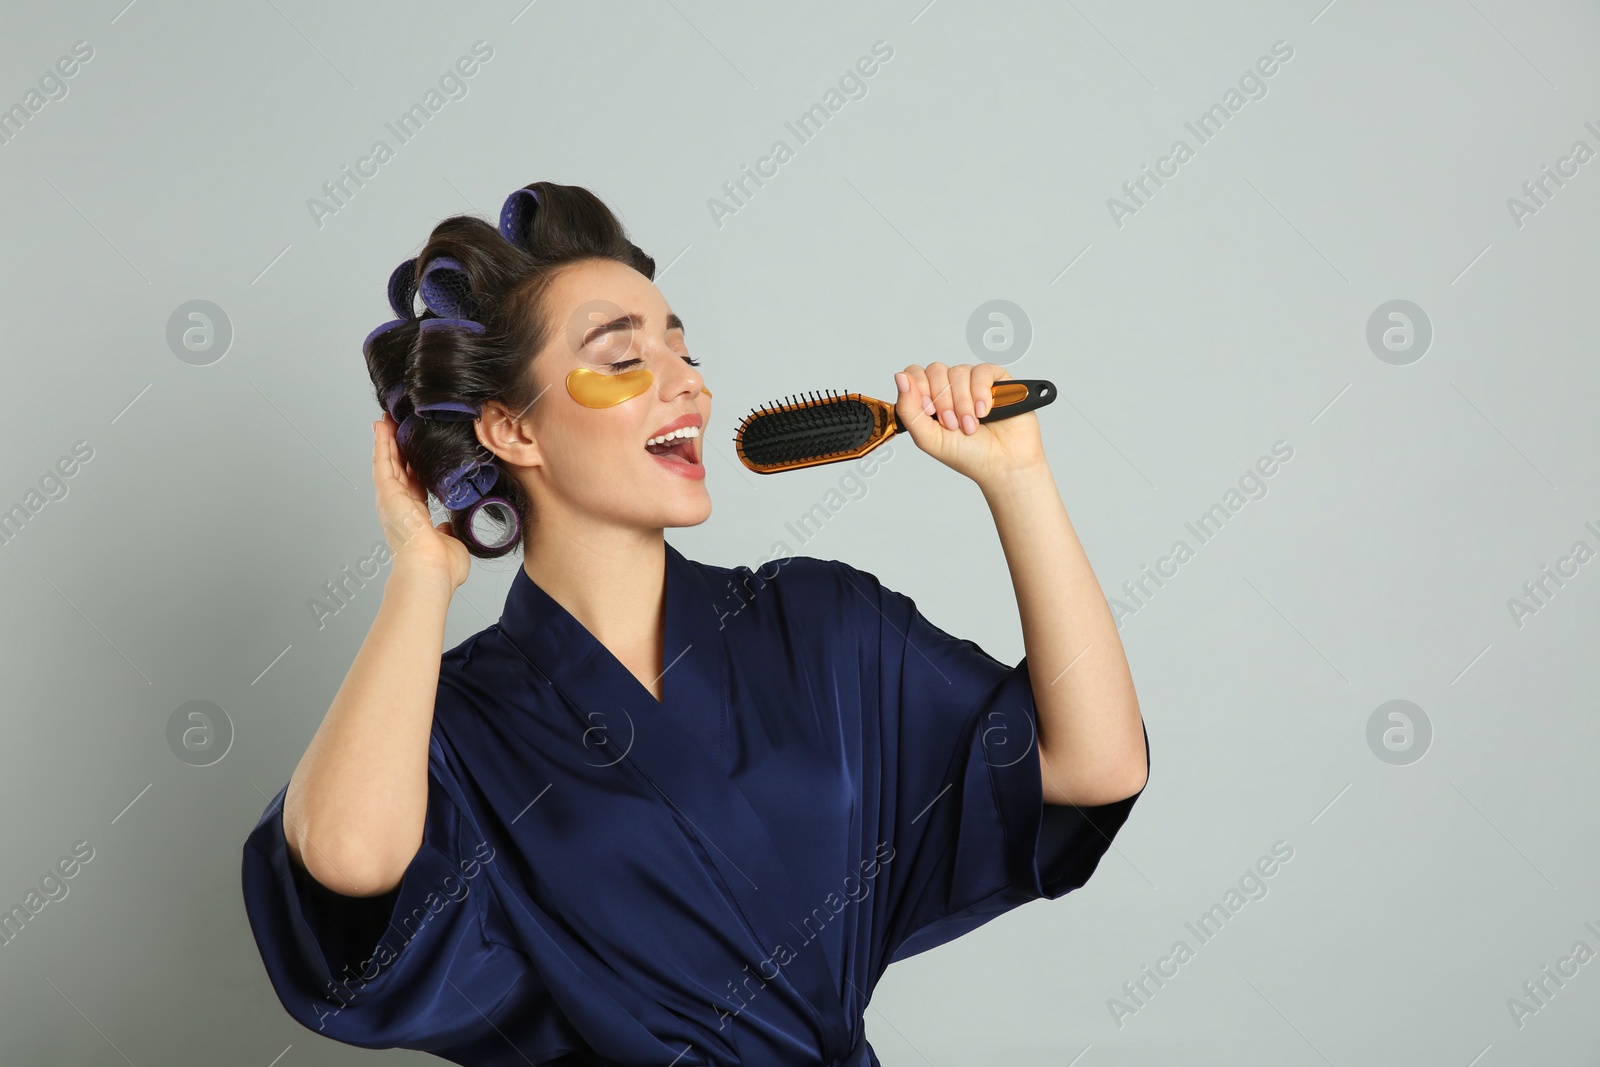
[733,378,1055,474]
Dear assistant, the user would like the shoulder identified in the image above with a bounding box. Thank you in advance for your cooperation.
[693,551,872,587]
[687,552,895,631]
[440,624,504,674]
[427,624,550,785]
[434,624,548,729]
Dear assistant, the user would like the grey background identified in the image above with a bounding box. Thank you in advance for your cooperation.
[1,0,1596,1063]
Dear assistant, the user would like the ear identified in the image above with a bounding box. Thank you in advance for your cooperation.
[476,400,544,470]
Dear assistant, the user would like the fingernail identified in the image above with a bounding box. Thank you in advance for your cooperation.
[976,399,989,418]
[962,414,976,434]
[921,396,936,417]
[895,372,908,394]
[941,409,957,430]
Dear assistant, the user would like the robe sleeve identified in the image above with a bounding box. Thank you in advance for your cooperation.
[827,560,1148,965]
[239,731,540,1053]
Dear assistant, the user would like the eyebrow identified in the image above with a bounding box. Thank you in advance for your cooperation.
[583,311,685,344]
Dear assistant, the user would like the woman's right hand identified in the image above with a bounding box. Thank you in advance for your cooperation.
[373,414,472,591]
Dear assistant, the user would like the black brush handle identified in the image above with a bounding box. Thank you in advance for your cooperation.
[891,378,1056,433]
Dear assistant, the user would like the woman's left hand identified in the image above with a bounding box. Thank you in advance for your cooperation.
[894,362,1048,486]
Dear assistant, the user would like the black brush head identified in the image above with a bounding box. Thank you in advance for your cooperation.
[735,390,879,469]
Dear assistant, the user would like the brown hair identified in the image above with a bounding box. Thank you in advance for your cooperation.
[362,181,656,558]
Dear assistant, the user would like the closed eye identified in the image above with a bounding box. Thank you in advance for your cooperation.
[609,355,701,370]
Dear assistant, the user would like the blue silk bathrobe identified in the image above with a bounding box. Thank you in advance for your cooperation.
[241,542,1147,1066]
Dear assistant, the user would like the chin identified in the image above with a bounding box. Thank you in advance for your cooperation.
[662,496,713,529]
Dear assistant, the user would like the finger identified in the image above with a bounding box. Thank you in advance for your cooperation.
[924,362,957,431]
[894,369,915,424]
[374,417,401,498]
[378,418,410,502]
[401,452,428,505]
[947,365,977,434]
[387,419,429,506]
[377,415,431,520]
[901,363,935,419]
[971,363,999,420]
[372,419,384,496]
[899,364,933,421]
[895,364,938,450]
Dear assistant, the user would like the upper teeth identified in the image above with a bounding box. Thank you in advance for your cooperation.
[646,426,700,448]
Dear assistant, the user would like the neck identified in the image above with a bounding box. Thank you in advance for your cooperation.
[521,515,666,658]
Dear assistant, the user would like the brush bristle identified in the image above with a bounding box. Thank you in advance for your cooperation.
[735,390,877,468]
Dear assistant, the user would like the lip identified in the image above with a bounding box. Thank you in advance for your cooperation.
[645,412,704,466]
[647,413,703,440]
[650,449,706,480]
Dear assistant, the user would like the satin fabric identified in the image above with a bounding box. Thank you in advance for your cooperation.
[241,543,1147,1065]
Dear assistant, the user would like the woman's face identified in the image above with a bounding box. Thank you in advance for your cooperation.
[488,257,712,532]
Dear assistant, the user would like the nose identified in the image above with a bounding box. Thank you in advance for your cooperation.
[648,344,706,400]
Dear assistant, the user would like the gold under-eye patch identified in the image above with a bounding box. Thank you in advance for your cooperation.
[565,366,653,407]
[563,367,711,406]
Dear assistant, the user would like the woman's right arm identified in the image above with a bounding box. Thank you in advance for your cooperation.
[281,414,474,898]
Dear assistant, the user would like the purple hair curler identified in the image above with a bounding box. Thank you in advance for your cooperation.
[418,255,476,320]
[387,258,419,320]
[395,413,419,453]
[435,459,500,511]
[363,318,408,356]
[417,316,486,336]
[382,382,407,420]
[459,493,521,553]
[414,398,479,421]
[498,187,540,249]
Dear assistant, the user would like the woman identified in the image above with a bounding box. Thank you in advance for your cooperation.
[240,180,1148,1066]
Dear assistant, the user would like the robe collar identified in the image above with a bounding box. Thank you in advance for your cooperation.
[496,539,717,712]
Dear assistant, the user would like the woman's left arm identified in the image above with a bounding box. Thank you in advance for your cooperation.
[894,363,1148,808]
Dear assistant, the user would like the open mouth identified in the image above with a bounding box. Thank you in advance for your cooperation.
[644,427,701,465]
